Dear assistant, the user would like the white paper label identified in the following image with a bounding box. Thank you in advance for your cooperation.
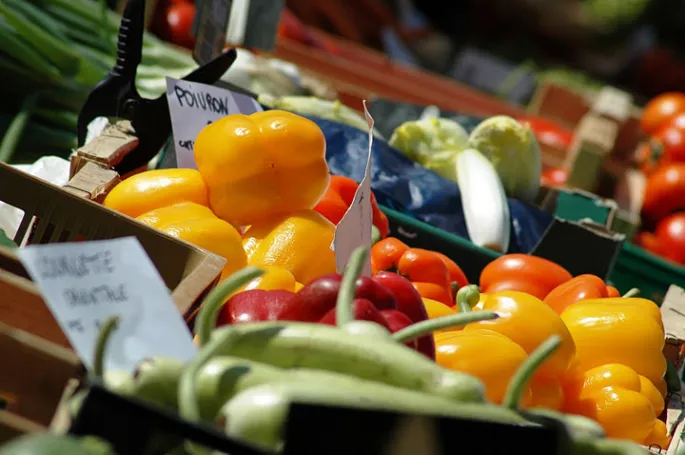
[333,101,374,276]
[17,237,197,373]
[166,77,241,169]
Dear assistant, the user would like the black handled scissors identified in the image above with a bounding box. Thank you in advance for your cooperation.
[77,0,236,175]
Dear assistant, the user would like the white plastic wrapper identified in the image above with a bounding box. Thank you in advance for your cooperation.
[0,156,71,240]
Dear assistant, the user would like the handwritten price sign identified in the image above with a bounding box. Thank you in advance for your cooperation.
[18,237,197,373]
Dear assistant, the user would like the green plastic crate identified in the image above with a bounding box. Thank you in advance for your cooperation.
[382,205,685,305]
[611,243,685,304]
[381,206,499,283]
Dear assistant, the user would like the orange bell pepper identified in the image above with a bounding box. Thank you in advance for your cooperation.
[413,282,453,307]
[194,110,330,227]
[104,168,208,218]
[561,300,666,386]
[435,329,530,404]
[434,252,469,289]
[313,175,389,238]
[464,290,576,378]
[479,254,572,300]
[371,237,453,287]
[242,209,337,284]
[543,274,613,314]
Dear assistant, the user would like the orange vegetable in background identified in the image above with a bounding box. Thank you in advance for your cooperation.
[434,252,469,289]
[435,329,529,404]
[313,175,390,238]
[543,274,610,314]
[640,92,685,136]
[103,168,208,218]
[479,254,572,300]
[371,238,451,289]
[413,282,453,307]
[642,162,685,222]
[463,291,575,378]
[194,110,330,226]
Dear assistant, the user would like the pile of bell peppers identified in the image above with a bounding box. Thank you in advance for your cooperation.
[427,254,672,448]
[101,110,674,449]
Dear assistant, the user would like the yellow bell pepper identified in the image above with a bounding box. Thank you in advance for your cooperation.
[564,297,664,331]
[136,202,247,278]
[434,329,529,404]
[643,419,671,448]
[240,266,298,292]
[104,169,208,218]
[526,376,563,411]
[242,209,336,284]
[561,300,666,386]
[158,218,246,279]
[136,202,215,228]
[564,386,656,443]
[463,291,576,379]
[639,375,665,416]
[194,110,330,227]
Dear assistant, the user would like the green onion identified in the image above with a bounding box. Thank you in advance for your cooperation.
[0,1,80,75]
[0,93,39,163]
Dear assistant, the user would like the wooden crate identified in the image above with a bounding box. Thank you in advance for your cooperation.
[0,156,225,346]
[0,324,82,442]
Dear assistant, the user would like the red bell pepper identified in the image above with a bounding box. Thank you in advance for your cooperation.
[314,175,390,239]
[217,270,435,359]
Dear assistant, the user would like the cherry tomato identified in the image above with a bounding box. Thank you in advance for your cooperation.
[634,140,663,175]
[541,168,568,187]
[166,2,196,49]
[655,125,685,163]
[640,92,685,136]
[654,213,685,265]
[519,117,573,149]
[642,163,685,222]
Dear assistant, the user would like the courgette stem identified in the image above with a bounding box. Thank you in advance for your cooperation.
[92,315,120,378]
[502,335,562,410]
[392,311,498,343]
[194,267,265,347]
[0,93,39,163]
[335,247,369,328]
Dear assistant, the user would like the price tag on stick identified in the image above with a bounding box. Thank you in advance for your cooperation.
[17,237,197,373]
[333,101,374,276]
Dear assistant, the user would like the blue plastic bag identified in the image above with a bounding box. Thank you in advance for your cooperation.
[307,116,552,254]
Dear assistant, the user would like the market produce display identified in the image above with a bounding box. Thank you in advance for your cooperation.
[74,107,670,452]
[634,92,685,267]
[4,2,685,452]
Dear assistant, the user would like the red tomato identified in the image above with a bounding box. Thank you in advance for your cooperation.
[519,117,573,149]
[654,213,685,264]
[640,92,685,136]
[654,125,685,163]
[541,168,568,187]
[166,2,196,49]
[642,163,685,222]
